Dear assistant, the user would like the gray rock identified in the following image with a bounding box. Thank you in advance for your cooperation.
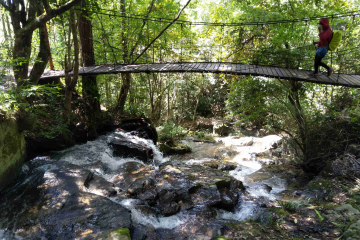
[109,138,154,163]
[331,154,360,178]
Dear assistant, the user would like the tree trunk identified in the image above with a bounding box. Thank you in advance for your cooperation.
[192,81,203,128]
[29,20,50,84]
[1,14,8,39]
[117,72,131,114]
[115,0,130,114]
[64,8,79,118]
[78,0,101,138]
[105,78,111,109]
[4,0,82,87]
[288,81,307,157]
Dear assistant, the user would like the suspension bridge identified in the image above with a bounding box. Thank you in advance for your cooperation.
[33,8,360,88]
[40,62,360,87]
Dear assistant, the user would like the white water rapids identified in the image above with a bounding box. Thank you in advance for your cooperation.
[4,132,287,236]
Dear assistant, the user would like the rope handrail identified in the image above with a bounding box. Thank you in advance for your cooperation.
[87,8,360,27]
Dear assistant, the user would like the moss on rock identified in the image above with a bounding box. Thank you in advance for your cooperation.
[106,228,131,240]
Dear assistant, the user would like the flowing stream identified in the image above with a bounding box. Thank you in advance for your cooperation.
[0,131,286,239]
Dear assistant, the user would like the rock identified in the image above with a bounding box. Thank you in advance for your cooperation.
[334,204,360,216]
[157,189,181,216]
[159,143,192,156]
[190,184,222,207]
[106,228,131,240]
[109,138,154,163]
[213,124,231,136]
[211,237,232,240]
[113,164,154,191]
[0,119,26,192]
[247,182,273,194]
[216,188,239,211]
[204,161,220,169]
[220,163,237,171]
[245,138,254,146]
[347,144,360,157]
[330,154,360,178]
[118,118,158,145]
[83,172,117,197]
[342,220,360,240]
[127,177,158,205]
[0,161,131,240]
[131,223,157,240]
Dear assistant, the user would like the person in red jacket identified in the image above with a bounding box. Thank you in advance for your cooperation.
[312,18,333,76]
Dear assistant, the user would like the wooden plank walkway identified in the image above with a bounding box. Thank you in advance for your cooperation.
[40,63,360,88]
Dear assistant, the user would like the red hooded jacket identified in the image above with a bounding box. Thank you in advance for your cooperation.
[318,18,332,48]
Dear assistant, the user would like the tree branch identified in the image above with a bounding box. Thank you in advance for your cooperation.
[132,0,192,64]
[16,0,81,37]
[129,0,156,58]
[41,0,53,13]
[0,0,12,12]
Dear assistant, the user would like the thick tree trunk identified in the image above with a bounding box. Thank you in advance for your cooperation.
[78,0,101,138]
[4,0,82,87]
[29,22,50,84]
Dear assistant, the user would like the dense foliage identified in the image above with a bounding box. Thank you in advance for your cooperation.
[1,0,360,173]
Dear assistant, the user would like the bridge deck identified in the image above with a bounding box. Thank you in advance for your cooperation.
[40,63,360,88]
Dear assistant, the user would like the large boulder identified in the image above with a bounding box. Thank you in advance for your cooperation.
[0,161,131,239]
[118,118,158,145]
[329,153,360,178]
[109,137,154,163]
[0,119,27,192]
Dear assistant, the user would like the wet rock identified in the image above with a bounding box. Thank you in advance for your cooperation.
[204,161,220,169]
[159,143,192,156]
[105,228,131,240]
[216,188,239,211]
[213,124,232,136]
[190,184,222,207]
[132,223,157,240]
[157,189,181,216]
[0,162,131,240]
[118,118,158,145]
[247,182,273,194]
[220,163,237,171]
[109,138,154,163]
[176,189,194,210]
[113,164,154,191]
[83,172,117,197]
[127,177,158,205]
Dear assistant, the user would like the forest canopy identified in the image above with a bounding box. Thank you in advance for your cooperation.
[0,0,360,173]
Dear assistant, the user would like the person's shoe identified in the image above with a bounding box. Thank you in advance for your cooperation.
[327,67,333,76]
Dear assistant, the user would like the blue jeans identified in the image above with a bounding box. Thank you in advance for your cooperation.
[314,46,330,73]
[316,46,328,58]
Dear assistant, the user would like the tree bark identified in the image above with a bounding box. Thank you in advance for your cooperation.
[64,8,79,118]
[29,18,50,84]
[1,0,82,87]
[288,81,307,156]
[78,0,101,137]
[117,72,131,114]
[116,0,130,114]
